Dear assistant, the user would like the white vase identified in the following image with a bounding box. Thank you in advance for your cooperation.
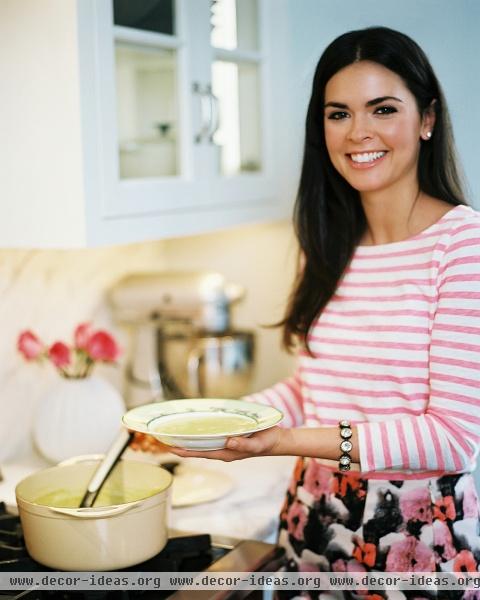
[32,375,126,464]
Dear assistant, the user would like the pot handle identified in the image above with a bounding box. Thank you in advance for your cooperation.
[58,454,104,466]
[47,502,141,519]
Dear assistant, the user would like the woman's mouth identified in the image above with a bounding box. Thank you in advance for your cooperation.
[347,151,387,169]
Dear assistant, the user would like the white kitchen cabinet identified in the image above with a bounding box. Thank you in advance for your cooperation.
[1,0,292,248]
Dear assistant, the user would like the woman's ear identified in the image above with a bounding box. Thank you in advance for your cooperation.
[421,99,437,140]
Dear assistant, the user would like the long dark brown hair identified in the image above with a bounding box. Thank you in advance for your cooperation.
[281,26,467,353]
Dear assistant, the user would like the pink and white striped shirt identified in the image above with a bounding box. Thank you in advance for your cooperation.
[248,205,480,479]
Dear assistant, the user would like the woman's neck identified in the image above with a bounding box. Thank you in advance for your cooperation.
[359,189,455,246]
[359,185,422,246]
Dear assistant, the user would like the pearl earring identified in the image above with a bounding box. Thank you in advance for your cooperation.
[426,131,432,139]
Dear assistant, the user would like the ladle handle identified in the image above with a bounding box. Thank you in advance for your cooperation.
[79,429,134,508]
[187,347,204,397]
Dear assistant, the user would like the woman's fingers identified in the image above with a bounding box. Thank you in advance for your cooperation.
[164,428,284,461]
[227,427,282,454]
[165,446,248,461]
[226,435,260,452]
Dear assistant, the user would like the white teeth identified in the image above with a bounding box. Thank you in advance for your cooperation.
[350,151,386,163]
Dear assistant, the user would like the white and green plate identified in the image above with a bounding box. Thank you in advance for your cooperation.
[122,398,283,451]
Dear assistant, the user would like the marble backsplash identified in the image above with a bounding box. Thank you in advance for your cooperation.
[0,241,163,462]
[0,221,297,462]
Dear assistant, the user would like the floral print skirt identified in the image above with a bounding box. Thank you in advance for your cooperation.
[277,458,480,600]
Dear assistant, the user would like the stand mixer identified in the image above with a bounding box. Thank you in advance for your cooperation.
[108,272,255,408]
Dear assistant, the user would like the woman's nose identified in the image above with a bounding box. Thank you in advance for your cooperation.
[347,115,373,143]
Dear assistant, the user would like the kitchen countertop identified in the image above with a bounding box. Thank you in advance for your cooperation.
[0,449,296,543]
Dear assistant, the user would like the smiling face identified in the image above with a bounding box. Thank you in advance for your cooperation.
[323,61,434,197]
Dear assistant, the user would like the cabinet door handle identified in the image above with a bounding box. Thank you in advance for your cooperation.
[192,82,211,144]
[208,90,220,143]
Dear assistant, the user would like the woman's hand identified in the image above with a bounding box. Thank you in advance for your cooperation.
[165,426,288,462]
[130,426,360,464]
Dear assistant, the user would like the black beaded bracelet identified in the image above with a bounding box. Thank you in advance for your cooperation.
[338,420,353,471]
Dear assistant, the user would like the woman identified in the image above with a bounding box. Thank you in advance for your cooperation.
[152,26,480,597]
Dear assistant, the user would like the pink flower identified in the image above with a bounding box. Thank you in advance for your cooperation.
[332,558,347,572]
[433,520,457,562]
[17,331,44,360]
[286,501,307,541]
[463,476,480,519]
[74,322,94,350]
[303,459,332,499]
[399,485,433,523]
[386,535,435,572]
[48,342,71,368]
[346,559,366,573]
[18,323,120,378]
[86,331,120,362]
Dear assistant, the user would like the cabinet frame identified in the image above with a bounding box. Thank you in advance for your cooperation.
[78,0,275,222]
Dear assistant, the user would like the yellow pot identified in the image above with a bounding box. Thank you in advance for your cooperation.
[15,458,172,571]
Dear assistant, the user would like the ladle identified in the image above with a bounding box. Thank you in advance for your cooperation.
[79,429,134,508]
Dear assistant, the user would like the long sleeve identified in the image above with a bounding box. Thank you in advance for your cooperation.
[356,219,480,473]
[244,369,305,428]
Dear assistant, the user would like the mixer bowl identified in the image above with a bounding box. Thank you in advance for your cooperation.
[159,329,255,399]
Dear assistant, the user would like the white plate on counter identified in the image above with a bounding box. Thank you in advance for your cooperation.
[170,464,234,508]
[122,398,283,451]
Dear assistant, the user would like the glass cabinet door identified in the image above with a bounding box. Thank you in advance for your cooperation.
[98,0,273,221]
[113,0,175,35]
[210,0,263,178]
[115,43,178,178]
[113,0,180,180]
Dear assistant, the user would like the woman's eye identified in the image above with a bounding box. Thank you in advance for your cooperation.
[374,105,397,115]
[327,111,349,120]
